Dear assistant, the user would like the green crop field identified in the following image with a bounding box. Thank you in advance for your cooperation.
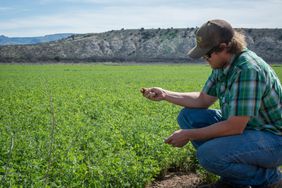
[0,64,282,187]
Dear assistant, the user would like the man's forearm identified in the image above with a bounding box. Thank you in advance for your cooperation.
[188,121,234,141]
[163,90,211,108]
[164,116,249,147]
[187,118,246,141]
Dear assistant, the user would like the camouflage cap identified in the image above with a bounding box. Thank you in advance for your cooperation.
[188,19,234,59]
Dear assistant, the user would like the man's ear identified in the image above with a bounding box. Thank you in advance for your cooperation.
[218,43,231,53]
[219,43,227,49]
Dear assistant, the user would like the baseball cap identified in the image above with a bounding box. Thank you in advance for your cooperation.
[188,19,235,59]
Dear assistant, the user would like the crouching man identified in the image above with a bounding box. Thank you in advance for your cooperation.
[141,19,282,188]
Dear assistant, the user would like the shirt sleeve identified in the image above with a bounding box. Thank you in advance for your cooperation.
[202,70,217,97]
[228,69,266,117]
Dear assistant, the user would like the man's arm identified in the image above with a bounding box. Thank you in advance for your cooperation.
[165,116,250,147]
[164,90,217,108]
[141,87,217,108]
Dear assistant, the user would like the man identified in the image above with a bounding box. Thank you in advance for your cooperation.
[141,19,282,188]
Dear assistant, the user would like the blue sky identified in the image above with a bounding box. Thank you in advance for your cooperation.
[1,0,282,37]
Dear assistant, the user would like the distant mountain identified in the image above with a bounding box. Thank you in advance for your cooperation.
[0,28,281,63]
[0,33,74,45]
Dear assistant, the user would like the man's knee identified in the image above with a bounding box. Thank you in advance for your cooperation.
[177,108,194,129]
[196,140,226,172]
[177,108,215,129]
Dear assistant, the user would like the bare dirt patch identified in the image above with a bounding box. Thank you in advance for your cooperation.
[146,172,203,188]
[147,167,282,188]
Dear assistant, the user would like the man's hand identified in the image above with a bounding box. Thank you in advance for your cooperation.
[164,129,190,147]
[140,87,166,101]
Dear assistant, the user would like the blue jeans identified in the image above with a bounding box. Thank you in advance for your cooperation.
[177,108,282,187]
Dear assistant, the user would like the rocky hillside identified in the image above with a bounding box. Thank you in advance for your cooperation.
[0,28,281,63]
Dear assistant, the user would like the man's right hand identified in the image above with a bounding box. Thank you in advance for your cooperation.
[140,87,166,101]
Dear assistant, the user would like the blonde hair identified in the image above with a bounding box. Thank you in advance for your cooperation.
[227,30,247,54]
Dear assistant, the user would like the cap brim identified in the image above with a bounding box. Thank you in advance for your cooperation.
[188,46,210,59]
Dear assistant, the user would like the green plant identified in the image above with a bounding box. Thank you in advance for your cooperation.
[0,64,281,187]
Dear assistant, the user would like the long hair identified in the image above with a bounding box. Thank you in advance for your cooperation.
[227,30,247,54]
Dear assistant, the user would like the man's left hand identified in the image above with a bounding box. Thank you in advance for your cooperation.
[164,129,190,147]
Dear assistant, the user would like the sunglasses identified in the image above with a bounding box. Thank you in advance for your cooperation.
[203,46,220,60]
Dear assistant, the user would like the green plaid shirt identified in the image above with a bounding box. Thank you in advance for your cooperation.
[202,49,282,135]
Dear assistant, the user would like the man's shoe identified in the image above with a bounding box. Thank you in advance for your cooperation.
[198,180,251,188]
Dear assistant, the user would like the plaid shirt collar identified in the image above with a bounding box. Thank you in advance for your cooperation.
[216,54,236,81]
[218,49,248,80]
[222,54,236,76]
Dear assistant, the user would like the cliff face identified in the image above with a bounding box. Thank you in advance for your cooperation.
[0,28,281,63]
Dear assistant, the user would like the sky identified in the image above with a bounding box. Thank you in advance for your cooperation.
[0,0,282,37]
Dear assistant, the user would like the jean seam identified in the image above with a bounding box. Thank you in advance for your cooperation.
[199,146,282,182]
[227,145,282,163]
[200,157,280,185]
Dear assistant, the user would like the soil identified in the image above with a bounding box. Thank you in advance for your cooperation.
[146,172,203,188]
[146,167,282,188]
